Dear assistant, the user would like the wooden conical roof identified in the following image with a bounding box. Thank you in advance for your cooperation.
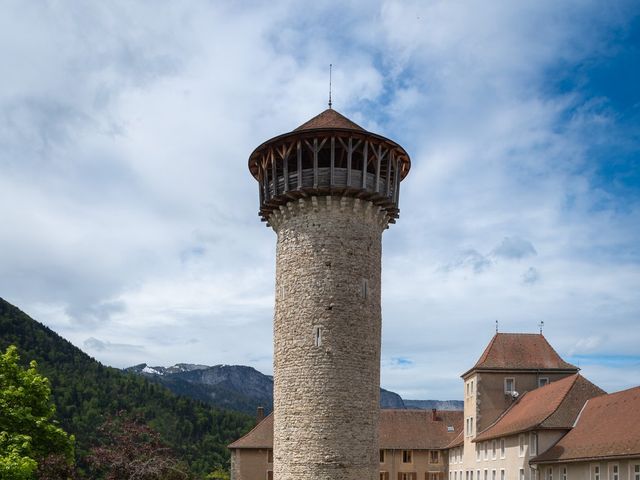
[294,108,365,132]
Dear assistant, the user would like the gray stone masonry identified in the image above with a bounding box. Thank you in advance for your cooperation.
[269,196,388,480]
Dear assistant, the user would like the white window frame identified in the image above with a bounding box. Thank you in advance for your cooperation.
[500,438,505,459]
[477,470,480,480]
[530,432,538,456]
[632,463,640,480]
[492,470,496,480]
[491,440,497,460]
[500,470,505,480]
[609,463,619,480]
[505,377,515,394]
[547,466,553,480]
[561,466,567,480]
[591,464,600,480]
[519,434,526,457]
[519,469,525,480]
[484,469,488,480]
[483,442,489,460]
[476,443,481,461]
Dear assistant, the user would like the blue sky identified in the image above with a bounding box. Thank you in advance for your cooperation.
[0,0,638,400]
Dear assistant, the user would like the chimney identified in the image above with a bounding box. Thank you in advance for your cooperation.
[432,408,437,421]
[256,406,265,423]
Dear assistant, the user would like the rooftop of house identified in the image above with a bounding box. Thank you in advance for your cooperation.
[293,108,365,132]
[532,386,640,464]
[462,333,579,377]
[229,409,463,450]
[473,374,605,443]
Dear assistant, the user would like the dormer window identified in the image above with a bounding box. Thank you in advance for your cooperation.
[504,377,515,394]
[538,377,549,387]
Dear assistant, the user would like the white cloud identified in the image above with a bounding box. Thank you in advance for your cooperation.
[1,0,638,400]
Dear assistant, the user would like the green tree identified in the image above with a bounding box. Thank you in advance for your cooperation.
[0,345,75,479]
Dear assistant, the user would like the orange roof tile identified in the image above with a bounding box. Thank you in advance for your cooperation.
[294,108,365,132]
[463,333,578,377]
[229,409,463,450]
[473,374,604,442]
[532,386,640,463]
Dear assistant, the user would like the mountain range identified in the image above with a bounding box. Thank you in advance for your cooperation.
[125,362,463,414]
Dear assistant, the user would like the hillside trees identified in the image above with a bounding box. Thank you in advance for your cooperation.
[0,345,75,479]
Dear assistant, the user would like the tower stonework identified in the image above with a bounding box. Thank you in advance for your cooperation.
[248,109,410,480]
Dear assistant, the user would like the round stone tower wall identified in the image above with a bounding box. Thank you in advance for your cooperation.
[270,196,387,480]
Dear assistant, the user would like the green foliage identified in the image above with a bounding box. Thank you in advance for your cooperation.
[0,298,254,478]
[0,345,75,479]
[206,468,230,480]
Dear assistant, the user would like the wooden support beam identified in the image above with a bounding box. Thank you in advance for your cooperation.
[270,149,277,196]
[374,144,382,193]
[297,140,302,190]
[330,136,335,187]
[346,137,352,187]
[385,150,392,198]
[313,138,319,188]
[362,141,369,189]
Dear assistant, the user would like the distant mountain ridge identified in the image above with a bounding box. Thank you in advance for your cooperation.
[0,297,253,475]
[126,362,463,413]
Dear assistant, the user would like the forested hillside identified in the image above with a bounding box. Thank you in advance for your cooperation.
[0,297,254,477]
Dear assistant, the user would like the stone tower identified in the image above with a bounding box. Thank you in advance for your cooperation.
[248,108,411,480]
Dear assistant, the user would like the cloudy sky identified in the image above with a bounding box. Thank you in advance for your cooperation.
[1,0,639,400]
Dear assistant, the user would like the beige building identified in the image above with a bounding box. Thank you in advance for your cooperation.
[229,409,462,480]
[228,333,640,479]
[531,385,640,480]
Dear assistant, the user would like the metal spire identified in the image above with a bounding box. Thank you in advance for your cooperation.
[496,320,499,333]
[539,320,544,334]
[328,63,333,109]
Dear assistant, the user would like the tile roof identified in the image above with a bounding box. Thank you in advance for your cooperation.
[473,374,605,442]
[463,333,578,377]
[229,409,463,450]
[294,108,366,132]
[532,386,640,464]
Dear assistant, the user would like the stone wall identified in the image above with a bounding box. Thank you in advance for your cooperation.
[269,196,388,480]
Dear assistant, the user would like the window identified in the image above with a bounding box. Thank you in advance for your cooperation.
[313,325,322,347]
[267,449,273,463]
[471,417,474,436]
[519,434,526,457]
[361,278,369,299]
[430,451,439,463]
[402,450,413,463]
[430,474,439,480]
[505,377,515,393]
[561,467,567,480]
[530,432,538,456]
[547,467,553,480]
[476,444,481,461]
[484,469,488,480]
[592,465,600,480]
[634,464,640,480]
[539,377,549,387]
[399,473,417,480]
[467,418,474,437]
[471,380,474,394]
[609,464,619,480]
[455,472,458,480]
[491,440,497,460]
[471,472,474,480]
[267,471,273,480]
[520,469,525,480]
[492,470,496,480]
[500,439,505,459]
[531,468,538,480]
[500,470,505,480]
[380,472,389,480]
[483,442,488,460]
[380,450,385,463]
[476,470,480,480]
